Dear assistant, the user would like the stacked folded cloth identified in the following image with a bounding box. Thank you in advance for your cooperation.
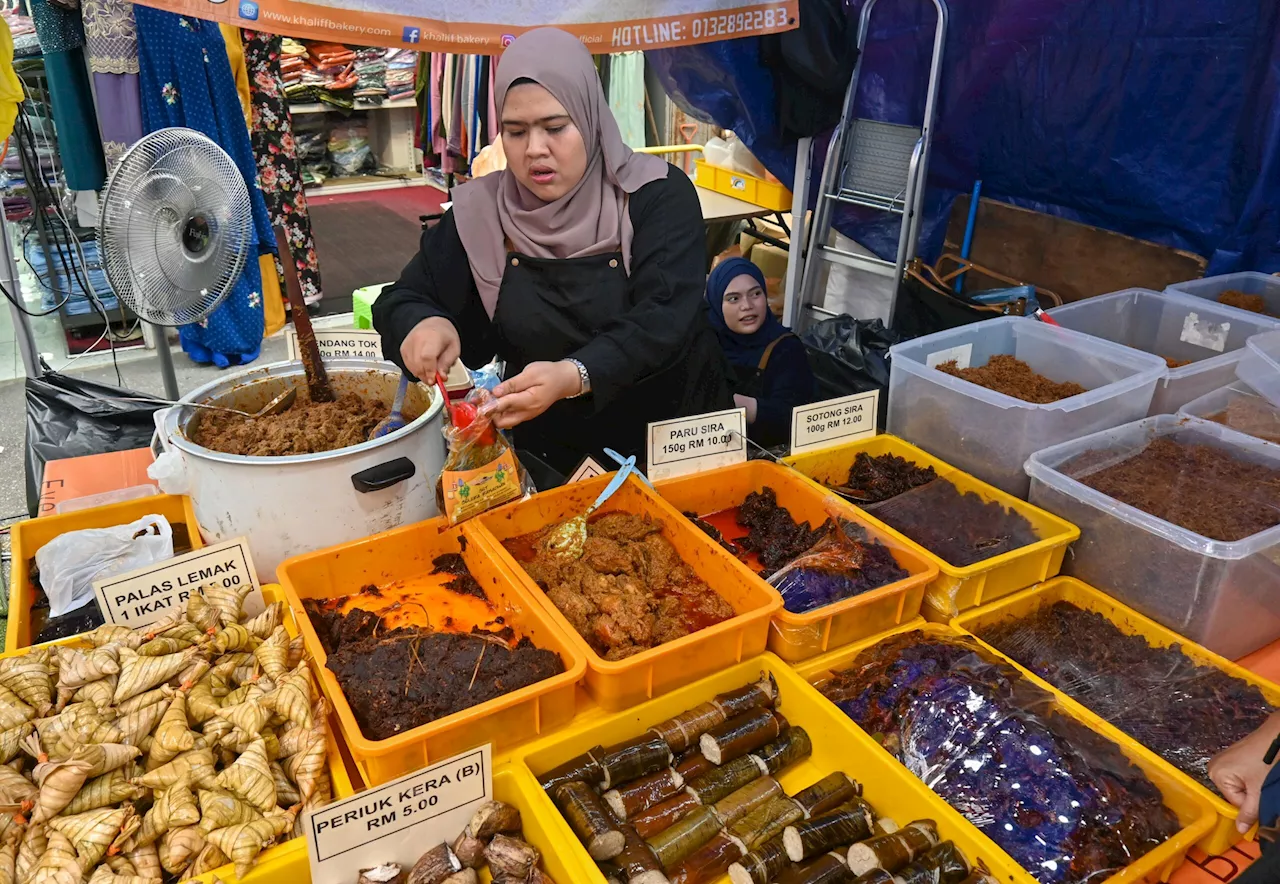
[354,46,387,106]
[285,40,359,111]
[384,48,416,102]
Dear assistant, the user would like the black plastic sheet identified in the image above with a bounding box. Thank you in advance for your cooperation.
[24,371,166,517]
[800,316,900,427]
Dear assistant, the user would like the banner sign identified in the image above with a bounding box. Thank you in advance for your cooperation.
[131,0,797,53]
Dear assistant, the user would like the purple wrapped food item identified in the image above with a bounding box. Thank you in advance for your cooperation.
[820,633,1181,884]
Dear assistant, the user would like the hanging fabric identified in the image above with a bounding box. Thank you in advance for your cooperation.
[134,6,275,367]
[242,29,324,308]
[30,0,105,190]
[80,0,141,175]
[0,17,25,143]
[608,51,645,149]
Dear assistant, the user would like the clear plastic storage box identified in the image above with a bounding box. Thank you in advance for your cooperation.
[887,316,1167,497]
[1046,288,1280,415]
[1179,381,1280,447]
[1235,329,1280,408]
[1024,414,1280,660]
[1167,271,1280,320]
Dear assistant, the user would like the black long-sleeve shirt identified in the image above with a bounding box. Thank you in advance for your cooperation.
[374,165,717,412]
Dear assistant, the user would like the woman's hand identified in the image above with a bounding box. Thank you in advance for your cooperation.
[489,361,582,429]
[734,393,759,424]
[1208,712,1280,832]
[400,317,461,381]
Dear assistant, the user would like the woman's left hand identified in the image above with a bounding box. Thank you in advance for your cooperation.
[489,361,583,429]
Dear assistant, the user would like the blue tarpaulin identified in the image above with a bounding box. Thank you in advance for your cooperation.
[648,0,1280,274]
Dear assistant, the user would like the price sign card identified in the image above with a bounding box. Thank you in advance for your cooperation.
[647,407,747,481]
[567,456,607,484]
[790,390,879,456]
[286,327,384,362]
[92,537,263,628]
[307,745,492,884]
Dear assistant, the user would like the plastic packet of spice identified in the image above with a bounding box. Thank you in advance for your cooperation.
[435,360,535,525]
[817,632,1183,884]
[863,476,1039,568]
[973,600,1278,791]
[766,498,908,614]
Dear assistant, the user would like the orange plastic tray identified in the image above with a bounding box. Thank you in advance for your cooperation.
[6,494,204,651]
[466,474,781,712]
[796,622,1218,884]
[785,434,1079,620]
[654,460,936,661]
[953,577,1280,856]
[277,516,587,788]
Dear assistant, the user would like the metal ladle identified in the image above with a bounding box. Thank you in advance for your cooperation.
[115,387,298,419]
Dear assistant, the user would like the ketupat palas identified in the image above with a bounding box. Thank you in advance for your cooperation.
[0,596,333,882]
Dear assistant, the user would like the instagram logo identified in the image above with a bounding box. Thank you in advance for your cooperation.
[500,33,515,47]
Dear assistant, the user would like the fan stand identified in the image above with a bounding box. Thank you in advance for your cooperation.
[152,322,181,400]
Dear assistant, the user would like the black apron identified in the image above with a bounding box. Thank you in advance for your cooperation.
[491,249,731,476]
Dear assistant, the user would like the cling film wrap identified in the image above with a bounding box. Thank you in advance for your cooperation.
[864,478,1042,572]
[766,497,908,615]
[973,601,1278,792]
[816,631,1182,884]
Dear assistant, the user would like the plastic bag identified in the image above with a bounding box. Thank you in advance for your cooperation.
[973,600,1277,791]
[35,514,174,617]
[865,477,1040,570]
[434,359,535,525]
[328,122,372,176]
[817,631,1183,884]
[765,498,909,614]
[25,371,168,517]
[799,316,900,428]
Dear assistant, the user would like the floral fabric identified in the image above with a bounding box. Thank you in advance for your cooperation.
[242,29,322,306]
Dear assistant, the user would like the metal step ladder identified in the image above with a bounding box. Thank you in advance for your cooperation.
[792,0,948,332]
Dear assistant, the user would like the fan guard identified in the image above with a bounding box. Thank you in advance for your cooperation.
[100,127,253,327]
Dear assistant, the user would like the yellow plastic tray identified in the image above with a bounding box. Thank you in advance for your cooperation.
[952,577,1280,856]
[277,516,587,787]
[6,495,205,651]
[514,652,1026,884]
[784,435,1079,620]
[468,474,781,712]
[695,159,793,211]
[0,583,355,884]
[654,460,937,661]
[794,621,1217,884]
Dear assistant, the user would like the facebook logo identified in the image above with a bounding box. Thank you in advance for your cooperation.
[402,26,420,43]
[238,0,258,18]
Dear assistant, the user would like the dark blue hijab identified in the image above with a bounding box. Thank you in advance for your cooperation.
[705,257,790,368]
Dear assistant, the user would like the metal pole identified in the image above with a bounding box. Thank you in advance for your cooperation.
[151,323,180,399]
[782,137,812,329]
[0,214,39,378]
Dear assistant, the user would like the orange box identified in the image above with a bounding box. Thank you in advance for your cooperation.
[37,448,157,516]
[654,460,937,661]
[467,474,782,712]
[277,516,587,787]
[7,495,204,651]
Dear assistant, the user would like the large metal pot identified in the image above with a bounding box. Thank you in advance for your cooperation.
[152,359,445,578]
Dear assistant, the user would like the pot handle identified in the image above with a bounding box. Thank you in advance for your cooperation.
[351,457,417,493]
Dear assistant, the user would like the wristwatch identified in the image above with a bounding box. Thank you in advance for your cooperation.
[566,358,591,398]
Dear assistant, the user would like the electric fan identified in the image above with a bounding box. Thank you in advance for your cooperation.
[99,127,253,399]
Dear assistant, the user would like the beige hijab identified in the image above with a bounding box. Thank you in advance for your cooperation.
[452,28,669,318]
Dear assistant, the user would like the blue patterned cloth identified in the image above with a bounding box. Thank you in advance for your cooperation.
[134,7,275,367]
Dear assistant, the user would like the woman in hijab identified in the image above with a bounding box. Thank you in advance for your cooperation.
[375,28,730,475]
[706,257,816,448]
